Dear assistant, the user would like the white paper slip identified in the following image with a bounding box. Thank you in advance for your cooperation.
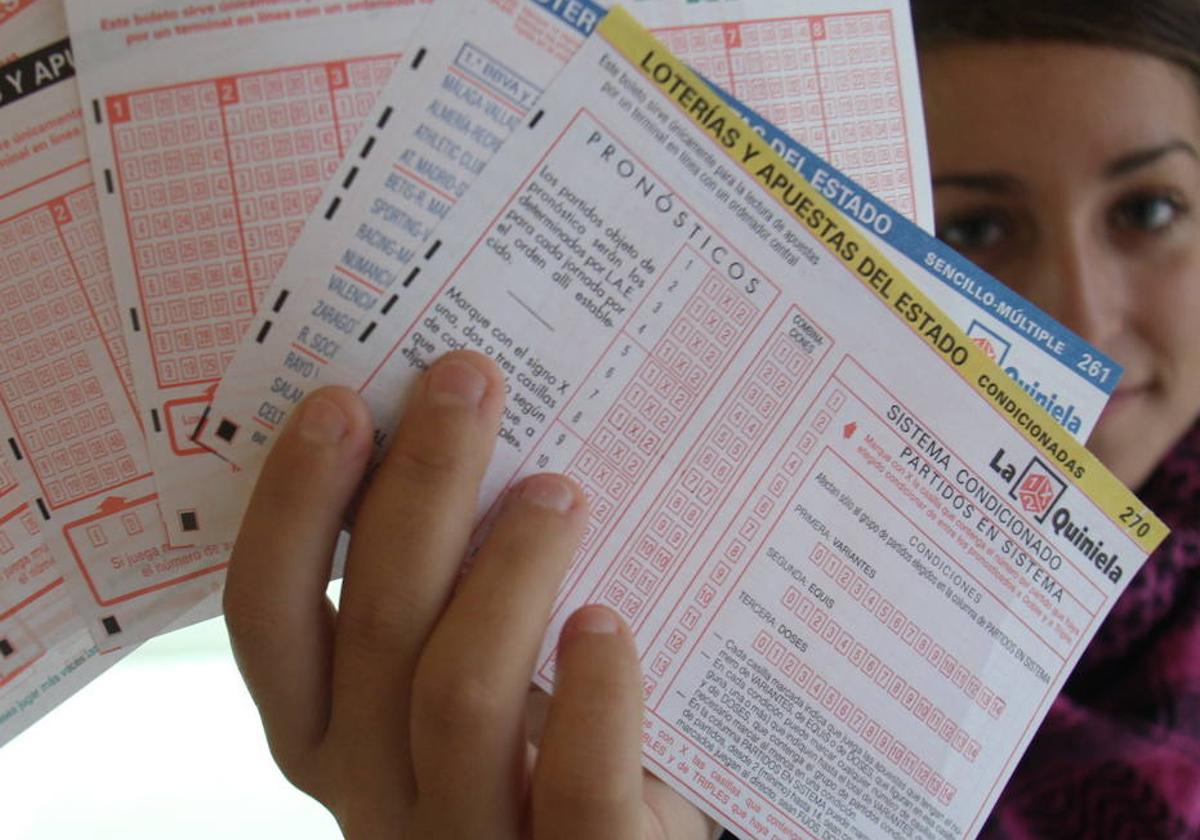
[714,94,1119,443]
[197,0,936,545]
[313,11,1165,838]
[0,0,228,646]
[66,0,431,546]
[628,0,932,228]
[183,0,601,543]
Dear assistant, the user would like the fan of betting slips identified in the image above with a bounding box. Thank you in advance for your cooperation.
[0,0,1170,838]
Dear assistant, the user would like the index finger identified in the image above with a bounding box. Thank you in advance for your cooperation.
[224,386,372,786]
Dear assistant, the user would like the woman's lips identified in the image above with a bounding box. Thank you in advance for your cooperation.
[1100,383,1150,421]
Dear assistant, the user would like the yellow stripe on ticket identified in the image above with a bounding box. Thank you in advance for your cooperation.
[597,6,1168,554]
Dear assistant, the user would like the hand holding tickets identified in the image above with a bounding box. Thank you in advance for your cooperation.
[225,351,713,839]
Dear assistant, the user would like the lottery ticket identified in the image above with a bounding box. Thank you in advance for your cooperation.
[0,0,227,645]
[243,11,1166,837]
[196,0,936,545]
[66,0,431,545]
[629,0,932,226]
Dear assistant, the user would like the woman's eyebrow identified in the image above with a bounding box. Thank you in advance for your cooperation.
[931,173,1023,193]
[1106,140,1200,177]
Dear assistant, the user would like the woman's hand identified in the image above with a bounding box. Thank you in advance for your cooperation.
[223,350,715,839]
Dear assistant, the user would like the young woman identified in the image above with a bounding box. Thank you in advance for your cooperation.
[225,2,1199,837]
[912,2,1200,836]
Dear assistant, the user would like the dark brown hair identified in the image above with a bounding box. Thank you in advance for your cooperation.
[911,0,1200,91]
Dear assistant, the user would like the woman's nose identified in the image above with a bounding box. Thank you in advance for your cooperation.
[1030,228,1126,349]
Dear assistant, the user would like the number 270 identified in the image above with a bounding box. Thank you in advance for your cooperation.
[1119,507,1152,539]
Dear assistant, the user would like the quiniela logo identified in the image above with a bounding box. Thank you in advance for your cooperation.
[1010,457,1067,523]
[989,449,1126,584]
[966,321,1011,366]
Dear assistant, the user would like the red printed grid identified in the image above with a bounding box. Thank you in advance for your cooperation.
[601,313,822,637]
[658,13,914,214]
[807,539,1008,723]
[752,630,958,807]
[564,268,762,564]
[0,192,140,508]
[779,583,984,766]
[836,359,1103,647]
[58,188,133,399]
[107,57,396,390]
[0,505,58,619]
[640,310,833,696]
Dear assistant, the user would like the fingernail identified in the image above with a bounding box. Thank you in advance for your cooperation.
[518,474,578,513]
[428,359,488,408]
[569,605,621,635]
[296,396,348,445]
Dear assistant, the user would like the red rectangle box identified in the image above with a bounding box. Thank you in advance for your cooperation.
[62,494,223,605]
[795,664,813,690]
[653,548,673,573]
[862,587,881,612]
[821,619,841,645]
[709,563,730,585]
[738,518,759,540]
[621,594,642,618]
[796,596,813,622]
[724,540,744,563]
[752,631,771,654]
[782,653,799,678]
[823,552,840,577]
[783,586,801,610]
[834,630,853,656]
[753,495,773,518]
[808,608,827,634]
[651,653,670,676]
[835,564,854,589]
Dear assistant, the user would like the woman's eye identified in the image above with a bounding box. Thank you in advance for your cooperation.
[1110,192,1187,233]
[935,211,1010,253]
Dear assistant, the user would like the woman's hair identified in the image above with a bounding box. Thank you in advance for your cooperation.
[911,0,1200,91]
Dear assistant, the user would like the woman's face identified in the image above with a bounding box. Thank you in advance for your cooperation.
[921,43,1200,489]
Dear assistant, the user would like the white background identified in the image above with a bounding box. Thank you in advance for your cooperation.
[1,609,342,839]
